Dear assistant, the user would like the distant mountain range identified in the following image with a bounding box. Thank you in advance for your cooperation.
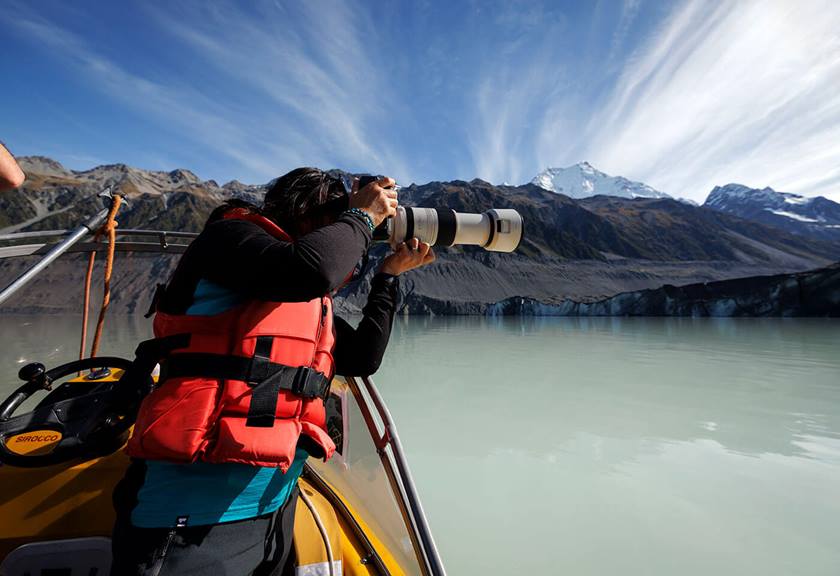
[0,156,265,233]
[703,183,840,241]
[1,156,838,315]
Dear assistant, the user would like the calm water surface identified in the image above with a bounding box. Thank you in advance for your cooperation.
[2,315,839,575]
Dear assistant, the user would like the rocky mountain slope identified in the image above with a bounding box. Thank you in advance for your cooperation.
[0,156,265,233]
[2,157,838,315]
[703,183,840,241]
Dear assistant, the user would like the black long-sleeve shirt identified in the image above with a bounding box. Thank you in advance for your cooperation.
[158,212,397,376]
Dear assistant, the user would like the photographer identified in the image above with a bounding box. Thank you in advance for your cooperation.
[0,141,25,191]
[111,167,434,575]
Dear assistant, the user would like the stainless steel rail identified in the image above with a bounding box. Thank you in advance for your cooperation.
[0,228,199,241]
[0,241,192,259]
[0,229,199,260]
[301,464,391,575]
[0,209,108,307]
[361,376,447,576]
[349,375,447,576]
[0,230,72,241]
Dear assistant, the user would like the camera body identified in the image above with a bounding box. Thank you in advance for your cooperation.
[356,174,382,190]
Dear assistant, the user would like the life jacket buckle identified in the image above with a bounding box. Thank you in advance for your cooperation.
[290,367,329,399]
[291,367,313,397]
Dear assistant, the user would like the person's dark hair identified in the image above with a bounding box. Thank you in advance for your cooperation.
[262,167,347,235]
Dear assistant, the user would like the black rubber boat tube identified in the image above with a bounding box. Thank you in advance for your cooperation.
[0,208,108,307]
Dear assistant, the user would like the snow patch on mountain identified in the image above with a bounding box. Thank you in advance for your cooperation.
[784,196,811,206]
[531,162,672,200]
[767,209,820,223]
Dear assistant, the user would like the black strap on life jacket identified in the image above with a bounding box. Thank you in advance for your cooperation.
[159,335,329,428]
[120,333,193,401]
[243,337,329,427]
[135,334,330,428]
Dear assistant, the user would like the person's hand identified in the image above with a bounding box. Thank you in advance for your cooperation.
[380,238,436,276]
[0,141,25,191]
[348,176,398,227]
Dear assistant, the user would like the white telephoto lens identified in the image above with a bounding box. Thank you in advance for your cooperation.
[390,207,522,253]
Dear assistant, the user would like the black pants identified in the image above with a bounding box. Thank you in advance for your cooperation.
[110,486,298,576]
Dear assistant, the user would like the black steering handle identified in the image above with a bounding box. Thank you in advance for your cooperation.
[0,356,134,422]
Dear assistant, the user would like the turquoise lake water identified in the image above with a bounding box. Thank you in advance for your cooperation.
[2,315,839,575]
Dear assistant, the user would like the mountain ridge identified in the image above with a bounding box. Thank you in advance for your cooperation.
[2,156,838,314]
[703,183,840,241]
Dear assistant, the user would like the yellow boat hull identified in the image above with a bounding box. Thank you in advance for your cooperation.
[0,374,427,575]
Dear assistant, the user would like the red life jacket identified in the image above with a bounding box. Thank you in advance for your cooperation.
[126,209,336,471]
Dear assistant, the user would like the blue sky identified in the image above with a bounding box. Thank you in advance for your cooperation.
[2,0,839,202]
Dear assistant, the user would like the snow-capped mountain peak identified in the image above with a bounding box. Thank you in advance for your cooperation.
[703,183,840,238]
[531,162,671,200]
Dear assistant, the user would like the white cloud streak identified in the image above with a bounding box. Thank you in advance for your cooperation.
[469,0,840,203]
[2,1,410,184]
[466,4,568,185]
[580,0,840,202]
[608,0,642,64]
[5,0,839,202]
[144,1,411,183]
[3,7,302,181]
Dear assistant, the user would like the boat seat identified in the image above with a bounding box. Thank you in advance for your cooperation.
[0,536,111,576]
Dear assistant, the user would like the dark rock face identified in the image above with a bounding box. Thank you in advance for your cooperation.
[483,264,840,317]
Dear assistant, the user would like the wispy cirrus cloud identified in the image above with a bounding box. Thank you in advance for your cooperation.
[143,1,411,181]
[465,2,569,185]
[579,0,840,202]
[608,0,642,64]
[466,0,840,201]
[3,4,301,180]
[2,0,411,183]
[3,0,839,201]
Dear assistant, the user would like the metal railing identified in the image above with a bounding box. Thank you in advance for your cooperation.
[347,375,447,576]
[0,229,199,262]
[0,210,109,307]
